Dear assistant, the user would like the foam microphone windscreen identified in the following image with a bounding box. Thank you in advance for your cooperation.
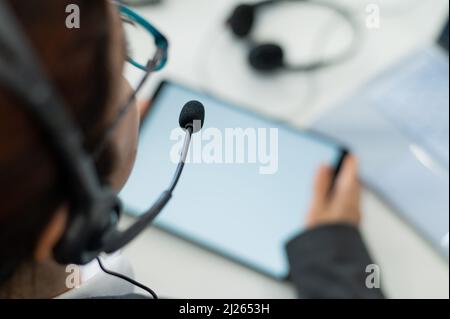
[179,100,205,133]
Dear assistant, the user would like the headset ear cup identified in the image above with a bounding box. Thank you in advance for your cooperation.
[53,192,122,265]
[248,43,285,72]
[227,4,256,38]
[53,209,91,265]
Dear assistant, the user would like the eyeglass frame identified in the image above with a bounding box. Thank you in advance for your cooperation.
[93,4,169,159]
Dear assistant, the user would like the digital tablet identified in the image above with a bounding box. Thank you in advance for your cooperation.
[120,80,347,279]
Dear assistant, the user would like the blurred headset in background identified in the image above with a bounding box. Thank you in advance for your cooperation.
[226,0,361,73]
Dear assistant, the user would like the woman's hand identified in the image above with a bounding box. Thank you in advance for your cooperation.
[138,100,151,120]
[306,155,362,229]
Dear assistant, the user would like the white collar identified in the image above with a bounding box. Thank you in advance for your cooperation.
[56,254,135,299]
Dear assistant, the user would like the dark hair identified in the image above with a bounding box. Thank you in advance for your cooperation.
[0,0,115,283]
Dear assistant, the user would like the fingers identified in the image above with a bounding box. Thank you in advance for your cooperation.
[329,155,362,226]
[334,155,360,199]
[310,165,333,213]
[121,77,151,121]
[306,155,363,229]
[138,100,151,119]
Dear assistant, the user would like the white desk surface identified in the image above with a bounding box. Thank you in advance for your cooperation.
[121,0,449,298]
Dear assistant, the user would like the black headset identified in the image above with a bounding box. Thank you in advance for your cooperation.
[226,0,360,73]
[0,1,204,270]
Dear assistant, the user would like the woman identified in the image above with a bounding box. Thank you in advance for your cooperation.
[0,0,383,299]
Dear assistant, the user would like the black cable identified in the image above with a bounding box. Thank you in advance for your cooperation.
[96,257,158,299]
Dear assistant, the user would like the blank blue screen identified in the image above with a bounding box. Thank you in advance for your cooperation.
[120,82,343,278]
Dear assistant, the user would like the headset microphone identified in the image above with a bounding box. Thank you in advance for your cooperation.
[179,100,206,132]
[101,101,205,254]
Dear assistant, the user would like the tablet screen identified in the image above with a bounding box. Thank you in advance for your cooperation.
[120,81,345,278]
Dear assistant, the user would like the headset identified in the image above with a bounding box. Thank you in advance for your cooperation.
[226,0,360,73]
[0,1,204,297]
